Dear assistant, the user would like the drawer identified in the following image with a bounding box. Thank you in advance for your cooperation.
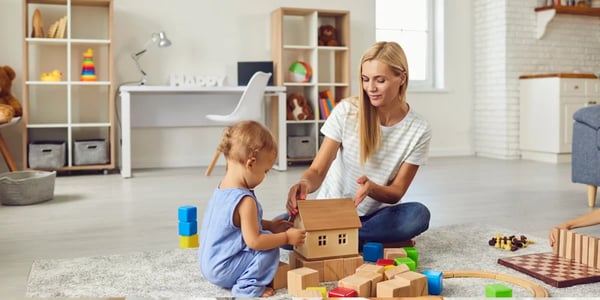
[561,79,586,96]
[586,79,600,96]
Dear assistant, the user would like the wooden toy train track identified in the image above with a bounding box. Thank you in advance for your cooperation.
[443,270,549,297]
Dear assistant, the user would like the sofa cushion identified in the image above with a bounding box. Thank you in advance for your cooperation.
[574,105,600,130]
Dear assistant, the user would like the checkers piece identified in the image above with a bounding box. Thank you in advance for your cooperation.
[498,252,600,288]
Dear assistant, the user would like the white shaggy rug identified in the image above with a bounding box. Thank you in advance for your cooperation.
[26,223,600,298]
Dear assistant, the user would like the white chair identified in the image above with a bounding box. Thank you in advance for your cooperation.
[204,71,272,176]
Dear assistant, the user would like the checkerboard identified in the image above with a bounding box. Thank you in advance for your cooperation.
[498,252,600,287]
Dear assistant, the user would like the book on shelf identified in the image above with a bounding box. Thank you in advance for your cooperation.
[319,98,330,119]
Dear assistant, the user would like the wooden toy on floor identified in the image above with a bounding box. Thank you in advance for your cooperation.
[287,267,320,296]
[486,283,512,297]
[443,270,548,297]
[422,269,443,295]
[489,234,534,251]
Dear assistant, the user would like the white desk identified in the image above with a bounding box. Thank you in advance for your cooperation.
[119,85,287,178]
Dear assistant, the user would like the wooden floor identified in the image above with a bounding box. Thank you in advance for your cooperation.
[1,156,598,298]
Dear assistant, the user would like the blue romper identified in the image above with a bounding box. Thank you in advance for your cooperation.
[199,187,280,297]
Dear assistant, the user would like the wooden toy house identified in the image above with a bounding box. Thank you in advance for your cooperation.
[293,198,362,260]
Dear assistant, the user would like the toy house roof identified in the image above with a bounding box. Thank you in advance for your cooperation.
[296,198,362,231]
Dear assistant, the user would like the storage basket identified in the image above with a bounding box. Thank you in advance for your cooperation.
[0,171,56,206]
[74,139,109,165]
[28,141,66,169]
[287,136,316,158]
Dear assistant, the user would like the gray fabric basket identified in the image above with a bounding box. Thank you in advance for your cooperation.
[0,171,56,206]
[28,141,66,169]
[74,139,109,165]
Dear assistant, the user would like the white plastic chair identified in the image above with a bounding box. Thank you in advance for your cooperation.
[204,71,272,176]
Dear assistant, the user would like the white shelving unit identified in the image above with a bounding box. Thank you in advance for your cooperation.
[22,0,114,171]
[271,7,350,165]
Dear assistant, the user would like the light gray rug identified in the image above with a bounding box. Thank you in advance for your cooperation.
[27,224,600,298]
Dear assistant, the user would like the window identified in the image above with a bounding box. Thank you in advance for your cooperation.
[338,233,347,245]
[318,235,327,246]
[375,0,444,89]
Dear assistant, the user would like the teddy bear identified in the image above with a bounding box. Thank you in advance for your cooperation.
[318,24,339,46]
[0,66,23,125]
[286,93,314,121]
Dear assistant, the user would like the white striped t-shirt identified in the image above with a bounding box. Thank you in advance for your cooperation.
[317,97,432,216]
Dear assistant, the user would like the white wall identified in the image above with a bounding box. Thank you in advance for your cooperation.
[0,0,476,172]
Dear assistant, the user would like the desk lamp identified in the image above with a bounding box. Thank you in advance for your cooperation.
[131,31,172,85]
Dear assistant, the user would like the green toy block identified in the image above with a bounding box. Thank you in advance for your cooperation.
[403,246,419,266]
[485,283,512,297]
[393,257,416,271]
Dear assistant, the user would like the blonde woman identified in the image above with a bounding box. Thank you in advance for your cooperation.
[286,41,432,245]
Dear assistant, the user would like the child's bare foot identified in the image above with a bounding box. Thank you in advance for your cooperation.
[261,287,275,297]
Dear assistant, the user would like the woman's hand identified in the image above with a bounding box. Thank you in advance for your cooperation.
[269,218,292,233]
[286,228,306,247]
[354,175,373,207]
[287,179,309,217]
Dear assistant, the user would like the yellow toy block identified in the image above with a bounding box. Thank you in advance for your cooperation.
[179,234,199,248]
[306,286,327,298]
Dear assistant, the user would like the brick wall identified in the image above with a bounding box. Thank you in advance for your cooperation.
[474,0,600,159]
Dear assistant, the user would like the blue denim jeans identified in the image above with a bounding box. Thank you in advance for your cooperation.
[275,201,430,248]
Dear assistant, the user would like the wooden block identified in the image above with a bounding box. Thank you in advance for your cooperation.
[356,263,385,275]
[395,270,429,296]
[179,234,198,248]
[589,237,598,268]
[559,229,567,258]
[289,251,298,269]
[565,230,575,260]
[582,235,590,265]
[376,277,411,297]
[384,247,407,259]
[338,274,371,297]
[296,289,322,298]
[328,286,358,297]
[296,254,324,282]
[270,261,289,290]
[354,270,383,297]
[574,233,583,263]
[384,264,410,280]
[551,227,560,256]
[343,255,364,277]
[287,267,319,296]
[305,286,327,298]
[377,258,395,266]
[324,258,344,281]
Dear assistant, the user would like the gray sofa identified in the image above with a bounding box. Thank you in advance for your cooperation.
[572,104,600,207]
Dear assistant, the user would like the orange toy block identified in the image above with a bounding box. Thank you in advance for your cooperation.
[338,274,372,297]
[324,257,345,281]
[270,261,289,289]
[395,270,429,296]
[384,247,408,259]
[354,271,383,297]
[384,264,410,280]
[287,267,319,296]
[376,277,412,297]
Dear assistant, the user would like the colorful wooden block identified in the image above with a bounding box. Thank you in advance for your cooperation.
[178,221,197,236]
[393,257,416,271]
[376,277,411,297]
[327,286,357,298]
[287,267,319,296]
[338,274,372,297]
[305,286,327,298]
[270,261,289,289]
[178,205,197,222]
[485,283,512,297]
[403,246,419,266]
[179,234,198,248]
[376,258,395,266]
[384,247,407,260]
[423,269,443,295]
[363,242,383,262]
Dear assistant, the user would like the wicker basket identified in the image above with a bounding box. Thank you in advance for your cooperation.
[0,171,56,206]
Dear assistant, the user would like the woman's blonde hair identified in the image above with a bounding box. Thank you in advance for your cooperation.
[217,120,277,165]
[357,41,409,165]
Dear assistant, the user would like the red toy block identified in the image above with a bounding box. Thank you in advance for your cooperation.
[328,286,358,298]
[377,258,395,266]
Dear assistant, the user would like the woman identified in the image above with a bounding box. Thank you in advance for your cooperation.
[286,41,432,244]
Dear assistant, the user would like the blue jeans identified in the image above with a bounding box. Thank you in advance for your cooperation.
[275,201,430,248]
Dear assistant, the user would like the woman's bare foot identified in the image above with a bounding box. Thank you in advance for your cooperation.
[261,287,276,297]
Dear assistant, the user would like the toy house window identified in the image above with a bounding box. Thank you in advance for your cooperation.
[338,233,347,244]
[318,235,327,246]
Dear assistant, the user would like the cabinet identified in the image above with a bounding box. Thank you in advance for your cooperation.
[270,7,350,164]
[519,73,599,163]
[535,5,600,38]
[22,0,114,172]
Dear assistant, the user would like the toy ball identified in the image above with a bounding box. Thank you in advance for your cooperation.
[288,61,312,83]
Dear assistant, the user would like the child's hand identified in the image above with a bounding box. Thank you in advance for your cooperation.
[286,228,306,247]
[270,218,292,233]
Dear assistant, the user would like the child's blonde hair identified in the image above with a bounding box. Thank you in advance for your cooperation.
[218,120,277,165]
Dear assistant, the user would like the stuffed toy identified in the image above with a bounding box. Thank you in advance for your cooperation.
[0,66,23,125]
[318,24,339,46]
[286,93,314,121]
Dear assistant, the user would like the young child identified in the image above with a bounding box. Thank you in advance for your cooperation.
[199,120,306,297]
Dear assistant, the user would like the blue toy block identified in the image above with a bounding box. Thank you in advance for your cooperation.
[423,269,443,295]
[363,242,384,262]
[485,283,512,297]
[178,221,197,236]
[178,206,197,222]
[403,246,419,266]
